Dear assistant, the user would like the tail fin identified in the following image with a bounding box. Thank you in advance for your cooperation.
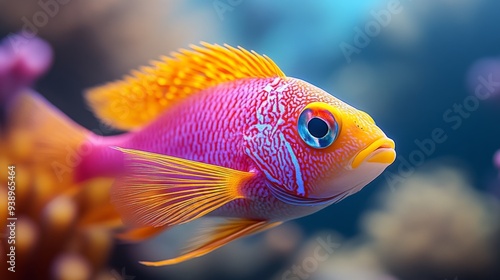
[5,91,90,184]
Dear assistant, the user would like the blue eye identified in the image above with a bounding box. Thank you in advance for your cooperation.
[298,104,339,149]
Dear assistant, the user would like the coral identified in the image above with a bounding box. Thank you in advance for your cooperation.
[313,245,398,280]
[362,167,500,279]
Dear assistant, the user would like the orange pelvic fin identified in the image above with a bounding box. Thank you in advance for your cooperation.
[140,219,282,266]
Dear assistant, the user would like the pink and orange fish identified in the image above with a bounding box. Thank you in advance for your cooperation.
[10,43,395,266]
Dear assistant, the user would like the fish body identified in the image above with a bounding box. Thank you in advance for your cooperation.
[114,77,321,222]
[9,43,396,265]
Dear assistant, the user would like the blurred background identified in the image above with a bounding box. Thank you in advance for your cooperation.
[1,0,500,279]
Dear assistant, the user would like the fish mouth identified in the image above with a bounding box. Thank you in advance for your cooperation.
[351,138,396,169]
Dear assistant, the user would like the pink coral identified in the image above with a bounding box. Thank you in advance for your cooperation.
[0,34,52,105]
[467,57,500,100]
[495,150,500,172]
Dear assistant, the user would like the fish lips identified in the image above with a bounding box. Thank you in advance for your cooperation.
[350,137,396,169]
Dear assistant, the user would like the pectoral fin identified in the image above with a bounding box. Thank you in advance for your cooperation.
[140,219,282,266]
[111,147,254,228]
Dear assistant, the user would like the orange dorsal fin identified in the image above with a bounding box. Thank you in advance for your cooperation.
[85,42,285,130]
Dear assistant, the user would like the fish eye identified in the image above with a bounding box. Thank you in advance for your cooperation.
[298,103,340,149]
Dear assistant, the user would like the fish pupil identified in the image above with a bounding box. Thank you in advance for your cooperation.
[307,117,329,138]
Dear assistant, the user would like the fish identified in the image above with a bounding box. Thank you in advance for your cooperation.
[8,42,396,266]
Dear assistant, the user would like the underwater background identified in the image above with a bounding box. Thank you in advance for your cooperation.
[1,0,500,279]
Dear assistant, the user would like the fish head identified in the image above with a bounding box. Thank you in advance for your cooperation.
[244,77,396,203]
